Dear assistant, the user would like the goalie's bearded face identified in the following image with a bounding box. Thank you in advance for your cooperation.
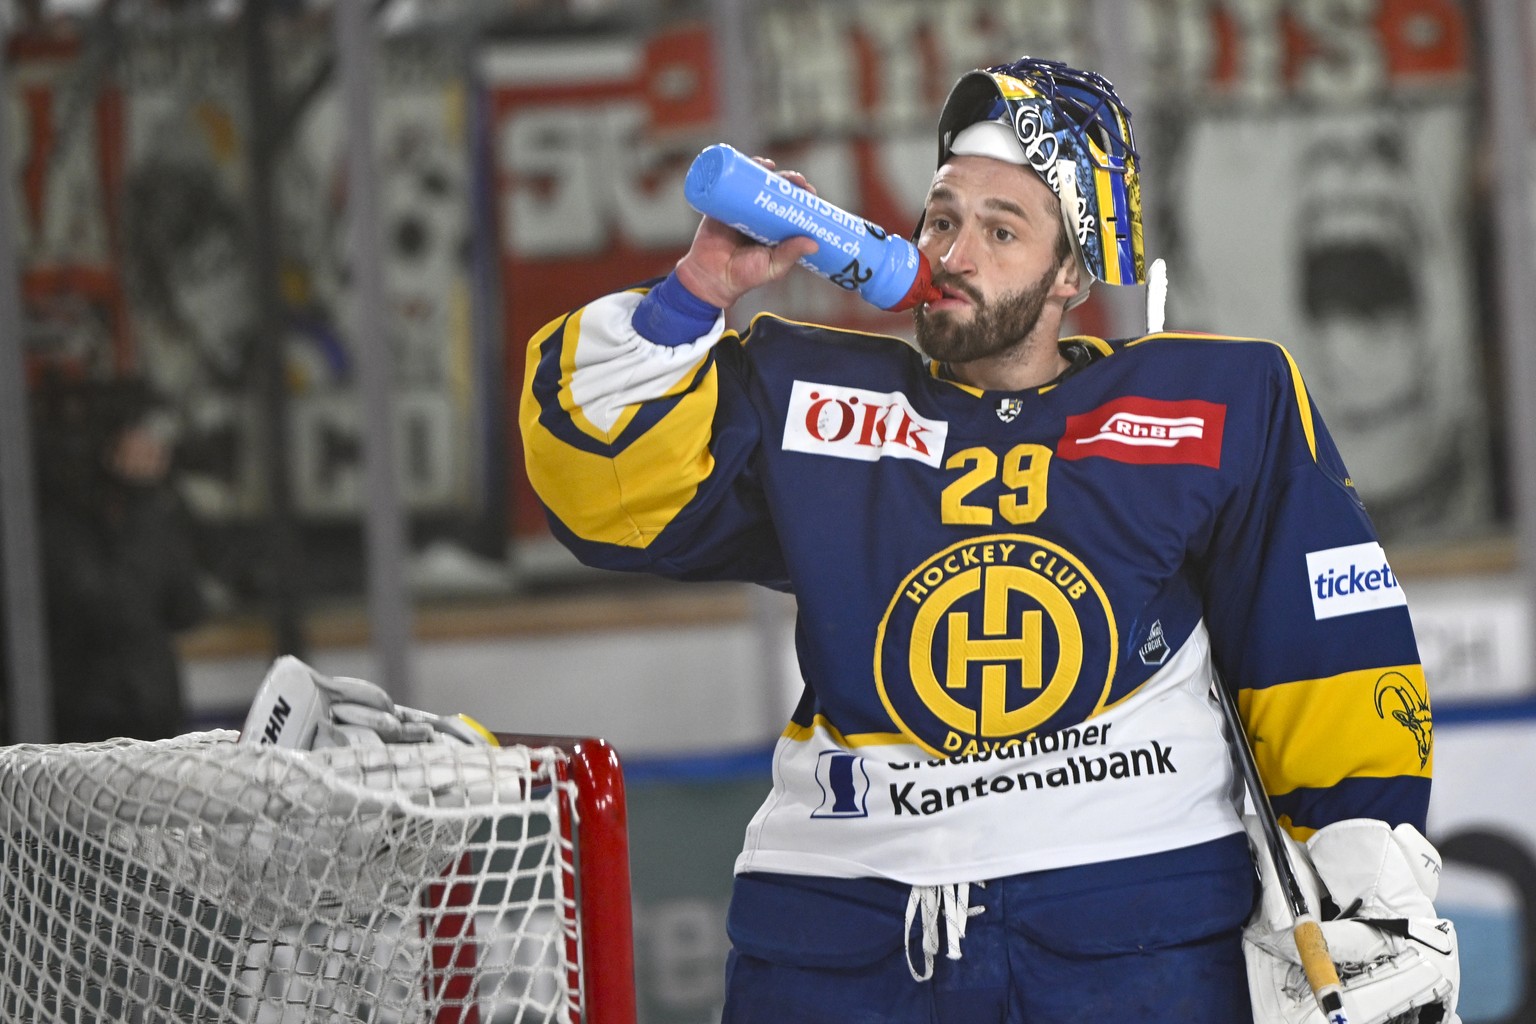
[913,156,1078,367]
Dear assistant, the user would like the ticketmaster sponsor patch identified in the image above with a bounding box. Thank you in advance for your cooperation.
[1306,541,1407,619]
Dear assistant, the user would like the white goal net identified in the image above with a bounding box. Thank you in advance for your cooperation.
[0,730,587,1024]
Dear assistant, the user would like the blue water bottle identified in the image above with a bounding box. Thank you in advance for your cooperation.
[683,143,938,312]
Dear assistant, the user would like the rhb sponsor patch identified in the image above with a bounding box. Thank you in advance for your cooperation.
[1306,541,1407,619]
[1058,397,1226,467]
[783,380,947,466]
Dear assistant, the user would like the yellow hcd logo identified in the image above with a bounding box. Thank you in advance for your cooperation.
[875,535,1118,757]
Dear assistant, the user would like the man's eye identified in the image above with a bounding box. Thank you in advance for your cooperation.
[993,227,1015,243]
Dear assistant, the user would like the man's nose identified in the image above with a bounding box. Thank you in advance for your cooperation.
[938,228,978,275]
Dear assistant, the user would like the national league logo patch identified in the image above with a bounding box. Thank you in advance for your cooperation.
[1058,397,1226,467]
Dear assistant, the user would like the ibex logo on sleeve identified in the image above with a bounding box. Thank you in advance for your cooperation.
[1374,671,1432,769]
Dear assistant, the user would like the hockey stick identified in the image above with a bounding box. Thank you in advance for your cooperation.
[1149,263,1346,1019]
[1211,674,1352,1024]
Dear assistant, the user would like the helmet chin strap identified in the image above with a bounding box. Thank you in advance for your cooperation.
[1064,279,1094,312]
[1052,161,1094,311]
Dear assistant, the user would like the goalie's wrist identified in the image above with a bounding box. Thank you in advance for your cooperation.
[633,271,723,346]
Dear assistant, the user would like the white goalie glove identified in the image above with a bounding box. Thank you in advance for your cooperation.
[1244,816,1460,1024]
[240,654,496,750]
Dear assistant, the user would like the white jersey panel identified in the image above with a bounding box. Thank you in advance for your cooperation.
[735,622,1245,885]
[566,290,722,433]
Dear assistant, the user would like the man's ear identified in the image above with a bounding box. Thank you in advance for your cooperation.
[1053,253,1084,299]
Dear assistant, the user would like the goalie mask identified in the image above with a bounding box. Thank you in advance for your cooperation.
[933,56,1145,292]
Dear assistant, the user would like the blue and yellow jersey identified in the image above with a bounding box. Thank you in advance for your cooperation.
[521,278,1431,884]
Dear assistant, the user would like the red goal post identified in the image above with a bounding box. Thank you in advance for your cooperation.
[496,732,637,1024]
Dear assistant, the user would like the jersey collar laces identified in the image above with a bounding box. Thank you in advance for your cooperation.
[905,881,987,982]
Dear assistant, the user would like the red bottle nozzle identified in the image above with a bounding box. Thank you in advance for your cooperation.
[885,254,942,312]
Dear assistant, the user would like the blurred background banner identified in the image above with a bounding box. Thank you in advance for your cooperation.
[11,30,131,375]
[1149,0,1495,542]
[114,27,481,522]
[1,0,1533,1021]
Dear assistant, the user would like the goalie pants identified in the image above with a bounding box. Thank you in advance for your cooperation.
[721,832,1256,1024]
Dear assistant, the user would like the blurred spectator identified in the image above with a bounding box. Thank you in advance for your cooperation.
[32,371,209,742]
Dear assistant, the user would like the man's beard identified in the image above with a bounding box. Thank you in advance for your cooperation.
[913,263,1057,367]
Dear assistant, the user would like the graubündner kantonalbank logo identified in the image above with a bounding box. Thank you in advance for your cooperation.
[1305,541,1407,620]
[811,750,871,818]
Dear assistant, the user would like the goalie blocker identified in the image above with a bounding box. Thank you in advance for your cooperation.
[242,654,498,750]
[1243,816,1460,1024]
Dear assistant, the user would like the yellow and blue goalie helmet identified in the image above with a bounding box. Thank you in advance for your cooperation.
[935,56,1145,289]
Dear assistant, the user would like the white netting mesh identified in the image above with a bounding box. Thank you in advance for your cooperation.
[0,731,582,1023]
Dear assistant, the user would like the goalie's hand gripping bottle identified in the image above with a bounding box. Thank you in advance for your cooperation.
[683,143,940,312]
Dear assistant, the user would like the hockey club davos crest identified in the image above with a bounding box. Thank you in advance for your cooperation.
[875,534,1118,757]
